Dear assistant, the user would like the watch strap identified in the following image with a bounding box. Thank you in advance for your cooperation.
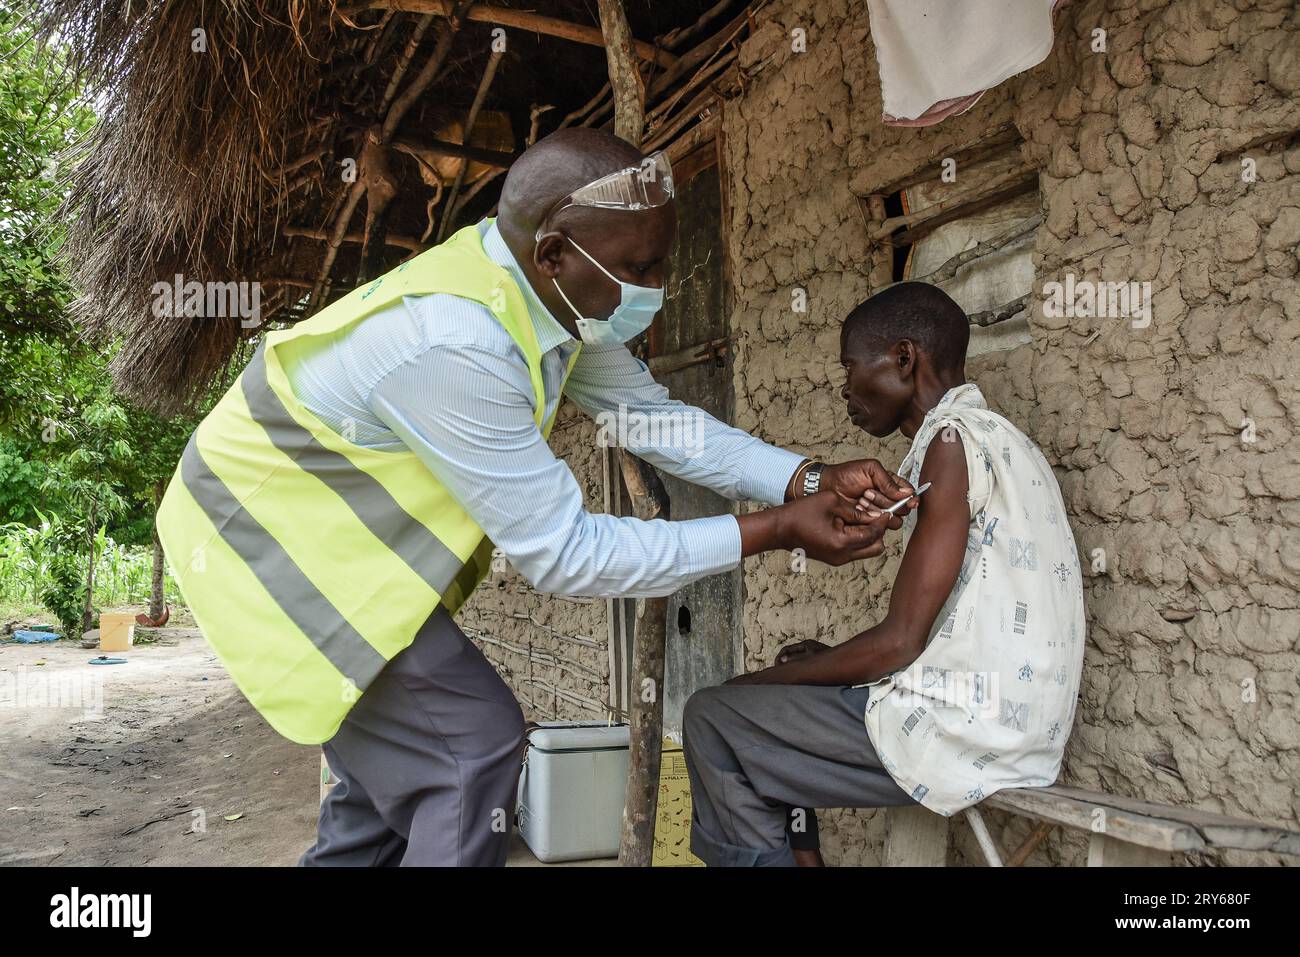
[801,462,825,497]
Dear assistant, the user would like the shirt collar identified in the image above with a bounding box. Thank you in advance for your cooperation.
[900,383,987,480]
[931,382,987,415]
[480,218,574,354]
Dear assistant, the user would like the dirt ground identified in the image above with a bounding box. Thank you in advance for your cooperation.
[0,610,610,867]
[0,611,320,866]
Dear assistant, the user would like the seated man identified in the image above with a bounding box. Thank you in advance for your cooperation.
[682,282,1085,867]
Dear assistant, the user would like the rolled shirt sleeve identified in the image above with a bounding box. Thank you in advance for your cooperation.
[367,339,741,599]
[562,341,805,506]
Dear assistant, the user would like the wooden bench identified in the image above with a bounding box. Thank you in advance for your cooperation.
[882,785,1300,866]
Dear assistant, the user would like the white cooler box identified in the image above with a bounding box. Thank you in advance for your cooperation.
[516,721,630,862]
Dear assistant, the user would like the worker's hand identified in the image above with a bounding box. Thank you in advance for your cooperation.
[774,638,831,665]
[777,488,900,565]
[821,459,917,512]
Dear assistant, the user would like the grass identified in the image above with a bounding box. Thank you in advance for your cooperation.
[1,520,185,632]
[0,599,52,623]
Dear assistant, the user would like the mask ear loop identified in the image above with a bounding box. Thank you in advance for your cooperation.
[564,234,622,285]
[534,225,583,319]
[552,275,587,322]
[550,234,621,323]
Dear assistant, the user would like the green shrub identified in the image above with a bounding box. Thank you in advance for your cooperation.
[39,553,86,637]
[1,518,181,628]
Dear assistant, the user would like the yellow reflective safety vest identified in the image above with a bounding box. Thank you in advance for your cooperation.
[156,220,580,744]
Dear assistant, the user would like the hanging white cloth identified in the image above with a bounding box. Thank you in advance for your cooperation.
[865,0,1067,126]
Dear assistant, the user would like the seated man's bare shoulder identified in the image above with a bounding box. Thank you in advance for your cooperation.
[882,430,972,659]
[917,429,970,522]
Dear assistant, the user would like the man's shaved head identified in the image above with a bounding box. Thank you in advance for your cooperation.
[842,282,970,373]
[498,127,645,244]
[490,126,677,341]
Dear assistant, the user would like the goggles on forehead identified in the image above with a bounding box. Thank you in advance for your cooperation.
[535,151,675,239]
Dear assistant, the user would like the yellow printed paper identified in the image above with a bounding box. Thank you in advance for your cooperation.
[652,740,703,867]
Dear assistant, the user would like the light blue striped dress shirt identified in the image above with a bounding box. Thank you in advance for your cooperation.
[283,220,804,598]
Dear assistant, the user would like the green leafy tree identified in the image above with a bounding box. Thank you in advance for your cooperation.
[39,388,134,631]
[2,1,99,453]
[0,2,95,383]
[1,5,202,625]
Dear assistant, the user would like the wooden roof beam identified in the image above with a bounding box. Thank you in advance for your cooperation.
[340,1,677,69]
[284,225,427,252]
[392,135,516,170]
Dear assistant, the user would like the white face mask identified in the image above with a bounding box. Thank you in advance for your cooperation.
[550,235,664,346]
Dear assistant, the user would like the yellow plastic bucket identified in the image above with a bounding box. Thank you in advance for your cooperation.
[99,613,136,652]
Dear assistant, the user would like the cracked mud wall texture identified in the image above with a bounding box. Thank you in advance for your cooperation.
[724,0,1299,866]
[457,406,612,724]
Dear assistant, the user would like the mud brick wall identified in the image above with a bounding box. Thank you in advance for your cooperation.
[721,0,1299,865]
[458,405,612,723]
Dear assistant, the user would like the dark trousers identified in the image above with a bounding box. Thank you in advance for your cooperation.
[682,683,916,866]
[300,608,525,866]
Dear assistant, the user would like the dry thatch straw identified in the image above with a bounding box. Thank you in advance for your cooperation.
[39,0,344,413]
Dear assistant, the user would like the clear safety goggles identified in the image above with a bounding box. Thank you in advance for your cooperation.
[535,151,675,238]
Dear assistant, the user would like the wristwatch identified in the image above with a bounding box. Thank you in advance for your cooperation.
[801,462,825,497]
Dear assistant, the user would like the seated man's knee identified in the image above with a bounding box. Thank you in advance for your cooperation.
[683,685,728,744]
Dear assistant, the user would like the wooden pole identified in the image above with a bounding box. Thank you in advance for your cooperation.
[359,126,399,281]
[148,479,167,622]
[596,0,671,870]
[598,0,646,145]
[615,448,671,868]
[436,47,504,242]
[379,15,436,115]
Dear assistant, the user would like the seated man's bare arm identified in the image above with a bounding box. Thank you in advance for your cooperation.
[732,435,970,686]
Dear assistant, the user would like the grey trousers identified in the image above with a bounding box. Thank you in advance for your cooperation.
[682,683,916,866]
[300,608,525,867]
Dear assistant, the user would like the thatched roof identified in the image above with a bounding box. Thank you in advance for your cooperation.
[35,0,755,413]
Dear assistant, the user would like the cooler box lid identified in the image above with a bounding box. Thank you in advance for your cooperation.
[526,721,630,752]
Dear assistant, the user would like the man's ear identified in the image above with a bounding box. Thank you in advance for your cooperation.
[534,231,566,278]
[896,339,917,378]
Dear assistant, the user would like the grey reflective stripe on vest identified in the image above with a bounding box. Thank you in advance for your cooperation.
[240,345,466,597]
[179,437,388,689]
